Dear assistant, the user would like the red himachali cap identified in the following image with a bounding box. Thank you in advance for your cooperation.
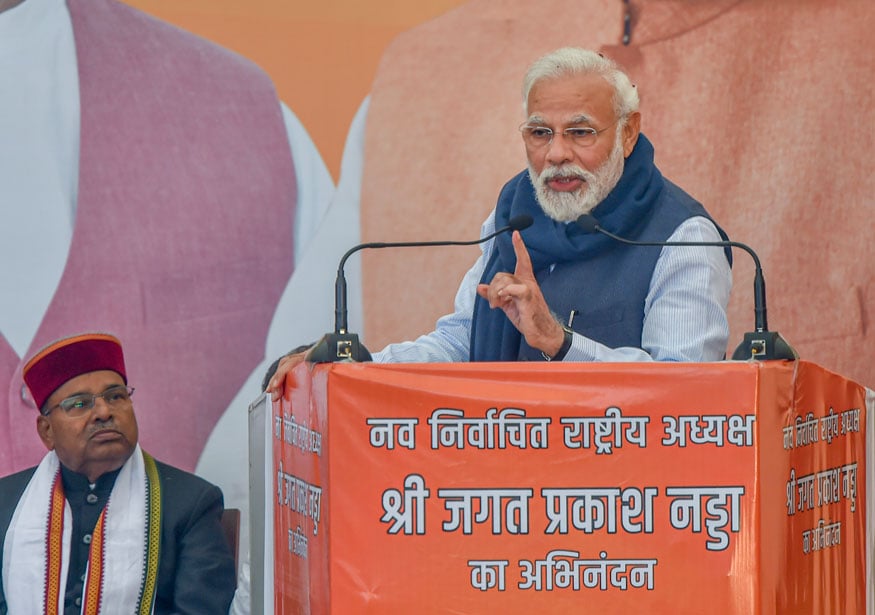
[23,333,127,410]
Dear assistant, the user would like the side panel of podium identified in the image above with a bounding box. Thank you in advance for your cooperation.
[269,365,331,612]
[248,392,273,615]
[765,361,870,612]
[268,361,871,614]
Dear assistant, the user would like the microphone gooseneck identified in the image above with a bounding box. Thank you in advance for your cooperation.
[334,214,533,334]
[577,214,767,332]
[309,214,534,363]
[575,214,796,361]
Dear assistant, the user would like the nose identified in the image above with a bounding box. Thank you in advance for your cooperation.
[545,132,574,166]
[91,395,114,419]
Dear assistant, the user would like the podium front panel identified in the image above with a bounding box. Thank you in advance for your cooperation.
[268,360,870,614]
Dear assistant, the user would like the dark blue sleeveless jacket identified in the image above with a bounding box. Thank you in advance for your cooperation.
[469,134,730,361]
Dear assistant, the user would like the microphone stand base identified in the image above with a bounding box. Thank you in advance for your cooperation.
[308,332,373,364]
[731,331,798,361]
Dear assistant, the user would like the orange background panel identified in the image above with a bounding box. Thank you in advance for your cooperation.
[122,0,469,179]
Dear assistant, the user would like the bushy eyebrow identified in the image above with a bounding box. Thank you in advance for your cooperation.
[525,113,596,127]
[567,114,596,126]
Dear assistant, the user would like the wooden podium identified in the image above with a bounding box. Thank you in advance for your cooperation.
[250,360,873,614]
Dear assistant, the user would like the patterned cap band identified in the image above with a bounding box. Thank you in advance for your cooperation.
[23,333,127,410]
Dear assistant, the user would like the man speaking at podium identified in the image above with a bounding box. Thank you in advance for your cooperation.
[268,47,732,398]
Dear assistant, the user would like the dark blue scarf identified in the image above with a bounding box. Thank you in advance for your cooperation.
[469,134,666,361]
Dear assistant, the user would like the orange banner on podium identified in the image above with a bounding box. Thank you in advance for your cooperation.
[271,360,871,614]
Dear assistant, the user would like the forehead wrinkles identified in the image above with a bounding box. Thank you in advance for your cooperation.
[527,73,616,123]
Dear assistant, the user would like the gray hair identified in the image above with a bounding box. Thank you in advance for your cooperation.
[522,47,639,118]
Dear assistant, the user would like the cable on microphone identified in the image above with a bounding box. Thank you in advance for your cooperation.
[576,214,797,361]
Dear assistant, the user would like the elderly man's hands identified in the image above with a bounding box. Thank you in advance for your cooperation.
[476,231,566,358]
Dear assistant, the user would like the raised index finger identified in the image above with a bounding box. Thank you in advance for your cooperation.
[512,230,535,280]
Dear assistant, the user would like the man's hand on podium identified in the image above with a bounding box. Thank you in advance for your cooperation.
[265,344,313,401]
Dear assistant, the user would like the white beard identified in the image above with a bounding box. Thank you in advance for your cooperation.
[528,127,626,223]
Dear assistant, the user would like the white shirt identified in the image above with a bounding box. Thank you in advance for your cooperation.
[372,210,733,363]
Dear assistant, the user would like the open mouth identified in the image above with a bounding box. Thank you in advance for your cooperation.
[547,175,585,191]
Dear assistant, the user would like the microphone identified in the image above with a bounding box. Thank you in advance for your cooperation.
[576,214,797,361]
[307,214,535,363]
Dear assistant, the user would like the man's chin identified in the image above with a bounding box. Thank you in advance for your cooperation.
[537,190,595,222]
[86,434,135,458]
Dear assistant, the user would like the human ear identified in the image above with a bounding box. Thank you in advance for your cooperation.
[36,415,55,451]
[622,112,641,157]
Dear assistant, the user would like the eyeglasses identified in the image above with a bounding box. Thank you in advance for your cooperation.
[43,385,135,418]
[519,120,619,148]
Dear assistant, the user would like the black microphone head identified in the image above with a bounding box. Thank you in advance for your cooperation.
[575,214,600,233]
[508,214,534,231]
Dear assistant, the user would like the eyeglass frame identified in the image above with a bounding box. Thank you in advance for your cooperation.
[41,385,136,417]
[518,117,622,148]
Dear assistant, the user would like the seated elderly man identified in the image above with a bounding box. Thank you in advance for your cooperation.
[268,47,733,399]
[0,333,236,613]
